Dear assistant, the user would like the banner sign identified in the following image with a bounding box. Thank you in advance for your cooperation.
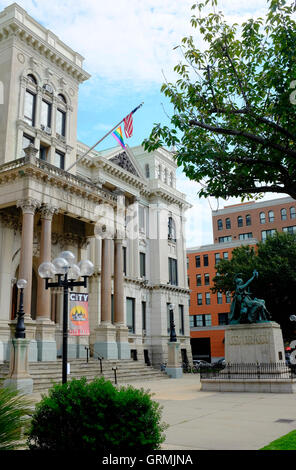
[69,293,90,336]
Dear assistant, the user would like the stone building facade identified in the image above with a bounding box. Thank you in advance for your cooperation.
[0,3,192,367]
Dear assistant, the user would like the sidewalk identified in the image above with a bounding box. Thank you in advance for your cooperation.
[29,374,296,450]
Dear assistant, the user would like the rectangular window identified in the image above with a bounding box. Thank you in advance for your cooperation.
[55,150,65,170]
[140,252,146,277]
[24,90,36,126]
[283,226,296,234]
[226,291,232,304]
[195,255,200,268]
[261,229,276,241]
[56,109,66,136]
[205,292,211,305]
[142,301,146,332]
[126,297,135,333]
[195,315,203,327]
[179,304,184,335]
[41,100,52,128]
[203,254,209,267]
[215,253,220,264]
[204,274,210,286]
[196,274,201,286]
[204,314,212,326]
[168,258,178,286]
[239,232,253,240]
[223,252,229,259]
[217,292,223,304]
[197,293,202,305]
[39,143,49,161]
[189,315,194,328]
[218,313,229,325]
[218,236,232,243]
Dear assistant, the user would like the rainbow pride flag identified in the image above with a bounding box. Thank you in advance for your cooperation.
[112,126,126,148]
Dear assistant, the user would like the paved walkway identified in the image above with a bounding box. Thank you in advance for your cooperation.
[29,375,296,450]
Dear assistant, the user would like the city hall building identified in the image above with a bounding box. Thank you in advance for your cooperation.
[0,3,192,367]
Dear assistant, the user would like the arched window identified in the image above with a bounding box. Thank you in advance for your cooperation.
[246,214,251,226]
[281,208,287,220]
[268,210,274,222]
[27,73,37,85]
[168,216,176,242]
[58,93,67,104]
[237,216,243,227]
[260,212,266,224]
[225,218,231,229]
[290,207,296,220]
[217,219,223,231]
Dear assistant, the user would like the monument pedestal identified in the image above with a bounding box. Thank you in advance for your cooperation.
[166,341,183,379]
[201,322,296,393]
[4,338,33,394]
[225,321,285,364]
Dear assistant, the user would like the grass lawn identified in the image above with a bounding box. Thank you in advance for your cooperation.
[261,430,296,450]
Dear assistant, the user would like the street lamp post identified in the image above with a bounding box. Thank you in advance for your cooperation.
[15,279,27,339]
[38,251,94,384]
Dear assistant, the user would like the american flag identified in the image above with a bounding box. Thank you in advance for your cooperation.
[123,112,133,138]
[123,104,143,138]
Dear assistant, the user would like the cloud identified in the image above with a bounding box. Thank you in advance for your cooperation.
[0,0,269,86]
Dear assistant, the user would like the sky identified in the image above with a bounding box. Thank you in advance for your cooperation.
[0,0,289,246]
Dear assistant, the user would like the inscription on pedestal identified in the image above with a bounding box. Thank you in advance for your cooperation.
[229,334,269,346]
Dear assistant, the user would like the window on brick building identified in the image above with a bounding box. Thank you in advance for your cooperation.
[205,292,211,305]
[204,274,210,286]
[197,293,202,305]
[281,208,287,220]
[237,216,243,227]
[225,218,231,229]
[290,207,296,219]
[217,292,223,304]
[203,254,209,266]
[268,210,274,222]
[260,212,266,224]
[195,255,200,268]
[218,313,229,325]
[217,219,223,230]
[196,274,202,286]
[246,214,251,226]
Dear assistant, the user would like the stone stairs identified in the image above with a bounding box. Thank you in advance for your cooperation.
[0,358,169,392]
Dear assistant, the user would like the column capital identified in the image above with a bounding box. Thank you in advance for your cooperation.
[39,204,58,220]
[17,198,40,215]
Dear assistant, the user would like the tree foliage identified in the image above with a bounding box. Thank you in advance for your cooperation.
[212,232,296,339]
[143,0,296,200]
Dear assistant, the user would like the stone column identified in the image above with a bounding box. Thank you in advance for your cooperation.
[113,190,129,359]
[36,205,58,361]
[94,238,117,359]
[17,198,39,318]
[17,198,40,362]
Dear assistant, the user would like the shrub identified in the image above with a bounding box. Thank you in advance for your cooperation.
[0,386,32,450]
[27,377,167,451]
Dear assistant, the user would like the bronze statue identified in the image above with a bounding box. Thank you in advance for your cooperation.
[229,270,271,324]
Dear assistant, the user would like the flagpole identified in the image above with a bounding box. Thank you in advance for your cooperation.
[66,102,144,172]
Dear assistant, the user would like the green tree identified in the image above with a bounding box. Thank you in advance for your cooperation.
[212,232,296,339]
[143,0,296,200]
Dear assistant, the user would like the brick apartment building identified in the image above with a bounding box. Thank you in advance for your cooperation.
[187,196,296,363]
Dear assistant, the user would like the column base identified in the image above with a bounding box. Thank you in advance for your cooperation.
[36,341,57,361]
[94,323,118,359]
[115,324,130,359]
